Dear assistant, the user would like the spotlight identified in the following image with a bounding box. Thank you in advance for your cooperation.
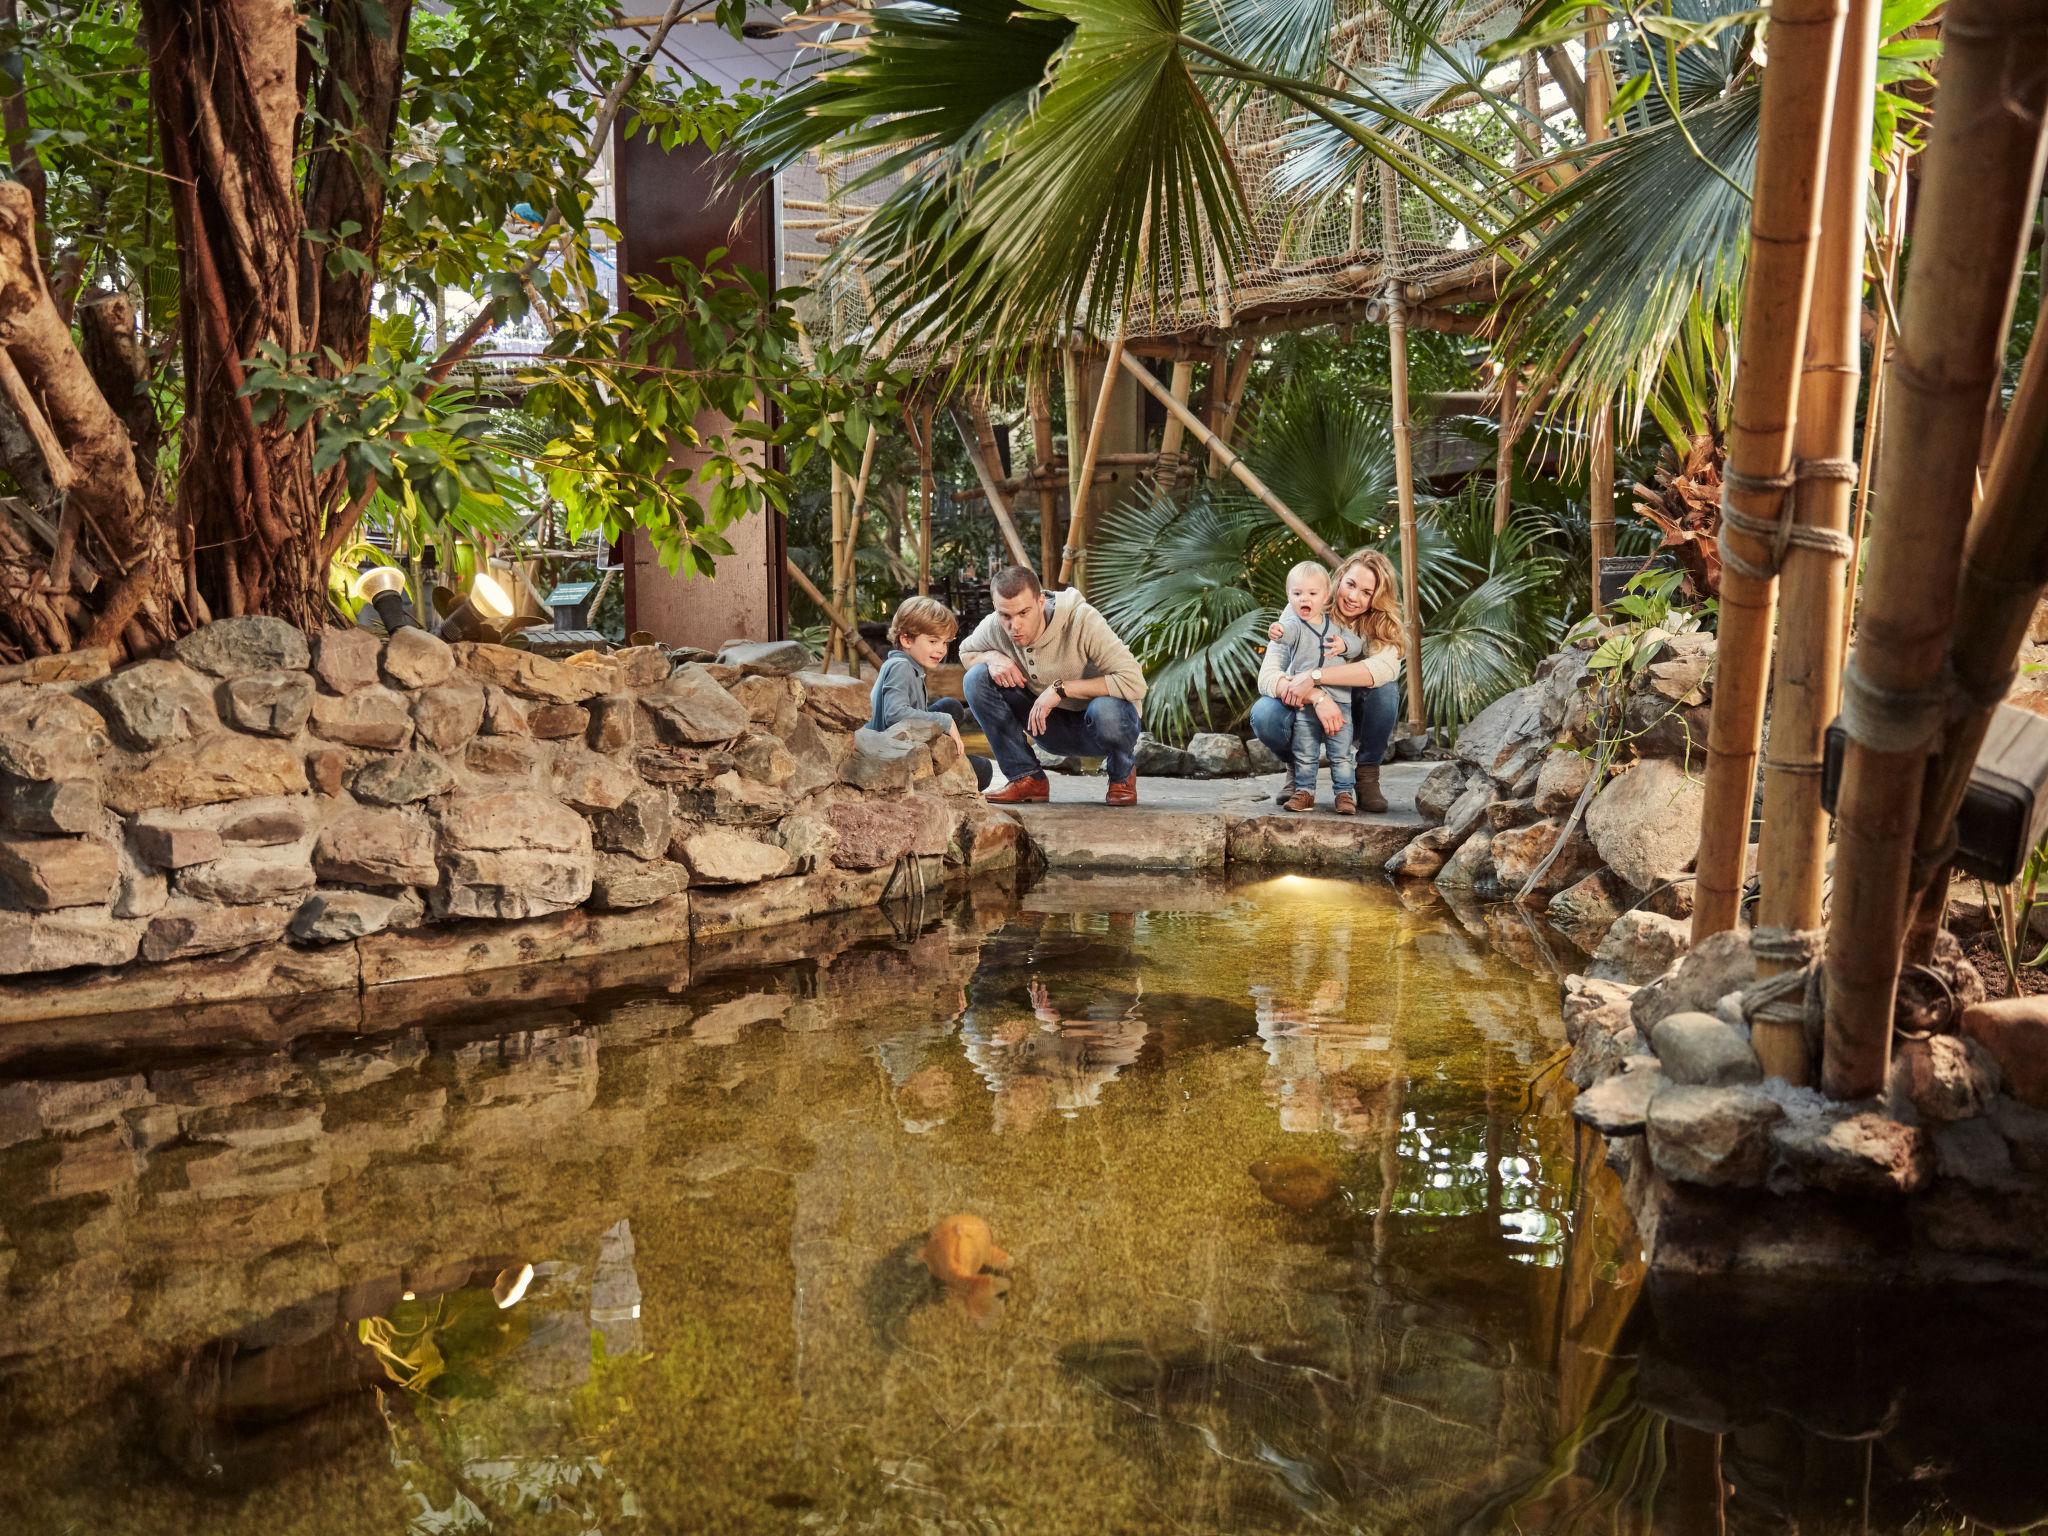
[435,571,516,643]
[353,566,419,633]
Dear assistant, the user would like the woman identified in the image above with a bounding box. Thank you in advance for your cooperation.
[1249,548,1404,813]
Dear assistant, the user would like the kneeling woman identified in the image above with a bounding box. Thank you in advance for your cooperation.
[1249,549,1403,813]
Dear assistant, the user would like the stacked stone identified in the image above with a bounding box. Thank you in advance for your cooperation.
[0,621,1018,999]
[1388,632,1714,945]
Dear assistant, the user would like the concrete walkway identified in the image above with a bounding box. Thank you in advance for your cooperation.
[1000,763,1432,873]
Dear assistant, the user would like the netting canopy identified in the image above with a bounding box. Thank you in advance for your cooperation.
[778,0,1522,360]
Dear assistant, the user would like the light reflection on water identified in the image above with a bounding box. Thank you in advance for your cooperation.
[0,874,2037,1534]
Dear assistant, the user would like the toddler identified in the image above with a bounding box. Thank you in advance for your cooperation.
[1265,562,1365,814]
[869,596,993,790]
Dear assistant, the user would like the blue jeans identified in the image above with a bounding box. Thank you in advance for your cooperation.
[963,663,1141,782]
[1250,681,1398,771]
[1290,703,1355,792]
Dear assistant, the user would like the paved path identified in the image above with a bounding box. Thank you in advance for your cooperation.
[997,763,1432,873]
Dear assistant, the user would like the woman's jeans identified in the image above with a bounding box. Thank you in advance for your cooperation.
[1250,681,1398,775]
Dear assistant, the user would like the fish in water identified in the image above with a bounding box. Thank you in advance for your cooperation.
[1248,1155,1343,1212]
[920,1213,1012,1320]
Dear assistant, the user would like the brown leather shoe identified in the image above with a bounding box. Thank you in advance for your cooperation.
[1334,791,1357,816]
[1281,790,1314,813]
[985,774,1049,805]
[1105,770,1138,806]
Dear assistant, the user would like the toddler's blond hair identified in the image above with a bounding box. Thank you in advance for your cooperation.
[888,595,959,646]
[1285,560,1331,592]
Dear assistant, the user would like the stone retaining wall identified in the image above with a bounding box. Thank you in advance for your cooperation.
[0,621,1021,1024]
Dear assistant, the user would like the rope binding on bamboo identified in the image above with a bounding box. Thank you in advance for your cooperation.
[1742,925,1827,1047]
[1716,457,1859,583]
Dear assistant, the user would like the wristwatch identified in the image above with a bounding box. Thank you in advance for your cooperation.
[1053,680,1070,701]
[1311,668,1324,684]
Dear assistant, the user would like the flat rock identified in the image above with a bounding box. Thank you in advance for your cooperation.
[822,796,954,870]
[0,908,146,975]
[142,900,294,962]
[412,681,485,752]
[1010,805,1227,872]
[1586,757,1706,892]
[1589,909,1690,986]
[1961,997,2048,1109]
[351,751,455,806]
[217,798,317,846]
[128,813,223,869]
[796,671,873,730]
[526,702,590,740]
[310,686,414,751]
[452,643,607,704]
[173,616,310,678]
[465,737,547,782]
[95,659,218,749]
[434,847,592,920]
[550,749,639,812]
[289,889,408,944]
[223,670,315,737]
[1386,824,1458,878]
[437,790,590,854]
[1770,1110,1930,1198]
[1413,761,1466,823]
[381,626,455,689]
[717,639,814,676]
[312,628,382,694]
[0,691,110,781]
[1572,1060,1665,1135]
[589,852,691,910]
[842,725,933,794]
[679,828,793,886]
[1646,1084,1784,1187]
[1649,1010,1763,1086]
[639,669,750,746]
[177,842,316,906]
[1,775,100,836]
[0,648,111,686]
[313,805,436,888]
[0,834,118,910]
[1225,814,1418,871]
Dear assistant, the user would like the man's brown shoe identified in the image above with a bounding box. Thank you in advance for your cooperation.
[1281,790,1314,813]
[986,775,1049,805]
[1105,770,1138,806]
[1334,791,1357,815]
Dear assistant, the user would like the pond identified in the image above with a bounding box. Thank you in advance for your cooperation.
[0,874,2041,1534]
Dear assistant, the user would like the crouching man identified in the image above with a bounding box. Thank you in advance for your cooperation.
[960,566,1147,806]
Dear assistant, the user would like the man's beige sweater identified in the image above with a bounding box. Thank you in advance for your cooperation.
[958,588,1147,710]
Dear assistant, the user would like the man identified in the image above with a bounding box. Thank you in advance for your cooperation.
[960,565,1146,805]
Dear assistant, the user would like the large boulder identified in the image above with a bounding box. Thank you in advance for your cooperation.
[310,686,415,751]
[173,616,310,678]
[1648,1011,1763,1086]
[589,852,690,910]
[141,899,293,961]
[549,749,640,813]
[1454,683,1548,785]
[0,908,146,975]
[796,671,873,730]
[1631,927,1756,1032]
[1532,749,1596,816]
[1413,762,1467,823]
[1961,997,2048,1109]
[843,725,934,794]
[717,639,814,676]
[678,828,793,886]
[1890,1034,1998,1124]
[381,626,455,689]
[1585,757,1705,891]
[1770,1110,1930,1198]
[590,788,674,860]
[821,796,954,870]
[1386,825,1458,879]
[177,841,317,906]
[0,775,101,836]
[639,669,750,746]
[452,643,608,704]
[1646,1084,1784,1187]
[289,889,411,944]
[1490,817,1603,899]
[1434,828,1497,891]
[1589,909,1690,986]
[1135,734,1196,777]
[432,791,593,919]
[96,659,218,749]
[0,834,118,910]
[1442,780,1495,842]
[1186,732,1251,778]
[311,629,381,694]
[313,805,437,888]
[412,681,486,752]
[0,690,109,782]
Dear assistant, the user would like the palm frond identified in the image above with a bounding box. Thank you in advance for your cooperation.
[1243,386,1399,539]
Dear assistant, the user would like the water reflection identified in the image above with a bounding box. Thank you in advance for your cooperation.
[0,876,2034,1533]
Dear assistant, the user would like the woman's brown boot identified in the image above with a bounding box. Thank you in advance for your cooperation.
[1355,766,1388,814]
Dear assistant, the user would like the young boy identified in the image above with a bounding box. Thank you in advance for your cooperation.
[869,596,994,790]
[1266,562,1366,814]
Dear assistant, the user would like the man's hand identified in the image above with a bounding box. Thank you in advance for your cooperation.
[1027,684,1062,735]
[984,655,1028,689]
[1314,693,1344,735]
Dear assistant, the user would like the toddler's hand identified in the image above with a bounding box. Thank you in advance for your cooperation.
[1268,620,1286,641]
[1323,633,1345,657]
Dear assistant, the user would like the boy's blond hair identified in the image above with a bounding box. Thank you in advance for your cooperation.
[888,595,958,646]
[1285,560,1331,591]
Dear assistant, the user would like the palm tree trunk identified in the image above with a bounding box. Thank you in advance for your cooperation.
[1750,0,1882,1084]
[1821,0,2048,1098]
[1689,0,1851,941]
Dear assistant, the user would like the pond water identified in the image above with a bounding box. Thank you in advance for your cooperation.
[0,874,2041,1535]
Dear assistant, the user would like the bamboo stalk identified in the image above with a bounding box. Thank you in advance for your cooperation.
[840,421,878,676]
[1061,345,1087,513]
[1688,0,1851,942]
[1118,351,1340,567]
[1208,342,1257,474]
[1381,161,1427,738]
[1030,370,1060,578]
[906,397,935,597]
[1841,150,1907,656]
[827,459,849,671]
[1750,0,1882,1085]
[786,557,883,670]
[949,406,1034,571]
[1061,324,1126,589]
[1495,370,1518,534]
[1158,359,1195,460]
[1822,0,2048,1099]
[1588,407,1615,612]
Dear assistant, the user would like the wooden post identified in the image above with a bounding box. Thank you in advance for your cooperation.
[1841,148,1907,655]
[1688,0,1850,942]
[841,420,878,676]
[1750,0,1881,1084]
[949,405,1035,571]
[1588,407,1615,611]
[906,397,936,597]
[1381,162,1427,738]
[1823,0,2048,1097]
[1208,343,1257,475]
[1029,370,1060,578]
[827,459,849,671]
[1118,350,1342,567]
[1061,323,1126,589]
[786,557,884,669]
[1158,359,1195,461]
[1494,370,1518,534]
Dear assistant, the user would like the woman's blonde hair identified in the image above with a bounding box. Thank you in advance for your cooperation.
[1329,548,1403,651]
[888,594,958,646]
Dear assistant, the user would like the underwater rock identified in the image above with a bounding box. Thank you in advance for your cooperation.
[1248,1154,1342,1211]
[920,1212,1010,1285]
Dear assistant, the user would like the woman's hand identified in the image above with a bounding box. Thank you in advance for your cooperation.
[1313,693,1344,736]
[1278,672,1314,707]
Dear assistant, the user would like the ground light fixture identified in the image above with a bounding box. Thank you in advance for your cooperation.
[493,1263,536,1309]
[353,565,420,633]
[436,570,517,644]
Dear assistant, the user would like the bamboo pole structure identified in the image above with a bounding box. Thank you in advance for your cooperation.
[838,421,879,676]
[1118,351,1342,567]
[1159,359,1195,460]
[1822,0,2048,1099]
[1748,0,1881,1084]
[1061,324,1126,589]
[827,459,849,671]
[1030,372,1060,577]
[1687,0,1850,942]
[1381,161,1427,738]
[1840,150,1908,655]
[786,557,883,669]
[1208,343,1258,474]
[905,398,936,596]
[1061,346,1087,513]
[1495,370,1518,534]
[1588,410,1615,611]
[949,406,1035,571]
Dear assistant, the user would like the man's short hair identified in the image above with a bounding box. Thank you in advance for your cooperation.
[991,565,1043,601]
[888,595,958,646]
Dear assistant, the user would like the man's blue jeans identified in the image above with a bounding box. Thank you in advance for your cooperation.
[1250,680,1399,771]
[963,663,1141,782]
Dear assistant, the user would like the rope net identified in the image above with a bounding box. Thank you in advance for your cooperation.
[779,0,1521,360]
